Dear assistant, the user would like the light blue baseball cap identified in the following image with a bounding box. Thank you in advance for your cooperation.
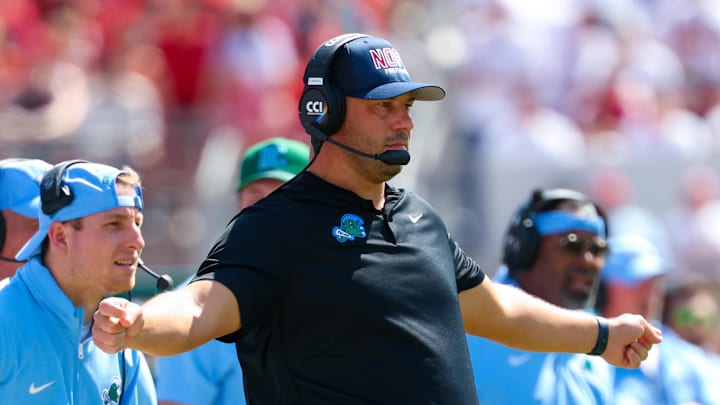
[0,159,52,218]
[15,162,143,261]
[601,234,666,286]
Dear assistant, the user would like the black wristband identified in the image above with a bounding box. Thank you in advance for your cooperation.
[587,316,609,355]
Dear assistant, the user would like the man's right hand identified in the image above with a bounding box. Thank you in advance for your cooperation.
[92,297,144,354]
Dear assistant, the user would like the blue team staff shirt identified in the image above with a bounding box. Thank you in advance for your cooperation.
[194,172,486,404]
[466,268,614,405]
[0,257,156,405]
[156,339,246,405]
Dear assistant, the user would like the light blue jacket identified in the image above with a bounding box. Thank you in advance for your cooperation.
[0,257,156,404]
[467,268,614,405]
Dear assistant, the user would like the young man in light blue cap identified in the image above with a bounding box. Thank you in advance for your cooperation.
[597,233,720,405]
[0,160,156,404]
[0,158,52,280]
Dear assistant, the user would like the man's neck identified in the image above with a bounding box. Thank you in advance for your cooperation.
[0,261,20,280]
[309,159,386,210]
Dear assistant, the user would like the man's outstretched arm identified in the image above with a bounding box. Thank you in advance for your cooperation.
[93,279,240,356]
[460,277,662,369]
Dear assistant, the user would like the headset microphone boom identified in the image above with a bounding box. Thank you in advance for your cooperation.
[138,258,173,292]
[304,123,411,166]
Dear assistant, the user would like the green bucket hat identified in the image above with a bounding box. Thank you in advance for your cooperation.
[236,138,310,191]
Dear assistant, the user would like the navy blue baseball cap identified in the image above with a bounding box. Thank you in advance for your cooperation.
[329,35,446,101]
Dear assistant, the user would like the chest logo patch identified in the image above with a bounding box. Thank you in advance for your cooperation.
[332,214,367,243]
[102,376,122,405]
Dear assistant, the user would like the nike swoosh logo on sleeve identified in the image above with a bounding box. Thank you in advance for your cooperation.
[29,381,55,394]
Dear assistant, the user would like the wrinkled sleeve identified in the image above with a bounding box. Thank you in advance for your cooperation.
[449,235,485,292]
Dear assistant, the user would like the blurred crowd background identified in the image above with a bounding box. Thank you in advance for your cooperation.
[4,0,720,351]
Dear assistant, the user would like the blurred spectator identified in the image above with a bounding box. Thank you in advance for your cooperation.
[588,166,672,261]
[665,164,720,282]
[71,43,166,169]
[662,14,720,117]
[206,1,301,149]
[597,234,720,405]
[448,1,586,168]
[663,280,720,355]
[0,158,51,281]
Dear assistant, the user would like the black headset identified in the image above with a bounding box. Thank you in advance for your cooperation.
[298,33,369,143]
[502,188,609,272]
[0,158,27,252]
[40,159,88,217]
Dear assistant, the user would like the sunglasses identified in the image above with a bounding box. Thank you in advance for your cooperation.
[558,233,609,258]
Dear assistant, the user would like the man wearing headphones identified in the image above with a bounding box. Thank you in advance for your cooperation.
[0,158,51,281]
[155,137,309,405]
[467,188,615,404]
[0,161,156,404]
[93,33,661,404]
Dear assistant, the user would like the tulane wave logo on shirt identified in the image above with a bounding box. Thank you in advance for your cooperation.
[102,376,122,405]
[332,214,367,243]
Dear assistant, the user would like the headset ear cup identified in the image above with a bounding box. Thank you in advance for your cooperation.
[300,33,368,142]
[40,165,72,216]
[502,224,522,270]
[319,83,346,135]
[518,220,540,269]
[299,87,324,137]
[503,216,540,271]
[299,83,346,139]
[40,159,88,216]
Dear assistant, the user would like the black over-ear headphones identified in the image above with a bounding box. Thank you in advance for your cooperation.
[502,188,608,272]
[40,159,88,217]
[0,158,27,252]
[298,33,369,142]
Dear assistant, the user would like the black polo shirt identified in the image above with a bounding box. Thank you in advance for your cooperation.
[196,172,485,405]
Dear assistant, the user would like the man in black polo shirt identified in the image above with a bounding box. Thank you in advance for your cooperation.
[93,33,662,405]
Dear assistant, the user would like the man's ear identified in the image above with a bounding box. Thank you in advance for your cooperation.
[47,222,69,253]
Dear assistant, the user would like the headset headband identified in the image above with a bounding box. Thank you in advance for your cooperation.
[526,189,591,212]
[303,33,369,87]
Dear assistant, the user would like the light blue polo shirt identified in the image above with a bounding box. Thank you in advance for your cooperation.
[466,268,614,405]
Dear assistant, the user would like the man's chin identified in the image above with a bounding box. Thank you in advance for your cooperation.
[564,292,592,310]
